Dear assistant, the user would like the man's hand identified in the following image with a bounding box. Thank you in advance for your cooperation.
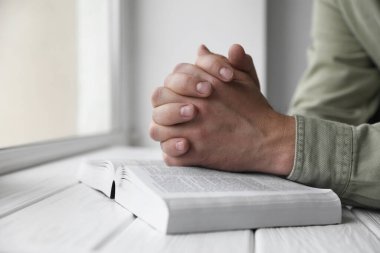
[150,45,295,175]
[158,44,260,156]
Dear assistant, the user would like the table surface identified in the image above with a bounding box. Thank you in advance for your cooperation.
[1,146,379,253]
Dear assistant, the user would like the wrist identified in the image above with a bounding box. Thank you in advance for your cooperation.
[263,113,296,176]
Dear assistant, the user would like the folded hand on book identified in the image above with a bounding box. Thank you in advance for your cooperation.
[150,44,295,176]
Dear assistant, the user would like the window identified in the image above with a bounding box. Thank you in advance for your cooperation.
[0,0,267,174]
[0,0,128,174]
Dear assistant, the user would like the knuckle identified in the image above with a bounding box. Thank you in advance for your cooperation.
[162,153,171,165]
[165,73,198,96]
[208,77,222,86]
[183,73,194,85]
[163,154,170,165]
[151,109,160,124]
[192,125,208,141]
[164,73,191,88]
[193,142,210,163]
[163,154,178,166]
[220,55,228,61]
[163,150,189,166]
[181,75,197,92]
[173,62,189,73]
[166,72,193,87]
[198,127,209,140]
[198,57,228,81]
[196,100,209,114]
[151,86,163,106]
[215,54,228,62]
[202,55,222,68]
[149,123,159,140]
[163,74,173,87]
[160,141,170,154]
[162,141,177,157]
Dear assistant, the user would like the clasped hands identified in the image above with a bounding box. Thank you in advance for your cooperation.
[150,44,295,176]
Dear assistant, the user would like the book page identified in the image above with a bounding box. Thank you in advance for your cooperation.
[118,161,341,232]
[125,161,321,195]
[77,160,116,198]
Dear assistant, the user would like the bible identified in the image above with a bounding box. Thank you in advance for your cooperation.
[77,159,341,234]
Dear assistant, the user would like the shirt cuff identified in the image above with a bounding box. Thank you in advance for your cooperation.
[287,115,353,196]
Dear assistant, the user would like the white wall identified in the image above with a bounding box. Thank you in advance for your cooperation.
[266,0,313,113]
[130,0,267,147]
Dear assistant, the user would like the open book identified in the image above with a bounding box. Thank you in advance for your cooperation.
[77,160,341,234]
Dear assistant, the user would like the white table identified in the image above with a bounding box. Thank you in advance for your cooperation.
[1,147,379,253]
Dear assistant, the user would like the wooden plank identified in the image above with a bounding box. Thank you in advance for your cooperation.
[352,208,380,240]
[102,218,255,253]
[255,208,380,253]
[0,158,79,218]
[0,184,134,252]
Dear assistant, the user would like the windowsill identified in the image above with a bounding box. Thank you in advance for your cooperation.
[0,146,161,218]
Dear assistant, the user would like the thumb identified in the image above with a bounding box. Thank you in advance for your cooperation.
[198,44,211,56]
[228,44,259,84]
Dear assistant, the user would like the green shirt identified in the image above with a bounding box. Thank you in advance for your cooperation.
[288,0,380,209]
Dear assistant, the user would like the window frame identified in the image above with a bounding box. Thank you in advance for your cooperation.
[0,0,130,175]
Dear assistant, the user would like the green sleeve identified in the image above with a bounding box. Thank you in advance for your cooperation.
[289,0,380,125]
[287,0,380,209]
[288,116,380,209]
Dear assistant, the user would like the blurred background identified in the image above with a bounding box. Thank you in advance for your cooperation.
[0,0,312,149]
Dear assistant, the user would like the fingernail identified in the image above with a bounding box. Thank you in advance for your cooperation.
[196,82,211,95]
[176,140,185,151]
[180,105,194,117]
[219,67,233,80]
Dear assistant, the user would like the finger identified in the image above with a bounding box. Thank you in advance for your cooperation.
[172,62,221,86]
[228,44,260,85]
[164,72,212,98]
[227,44,250,72]
[197,44,228,60]
[198,44,211,56]
[162,150,204,167]
[195,53,234,82]
[151,86,189,108]
[197,44,248,83]
[196,53,251,84]
[149,121,187,142]
[152,103,197,126]
[163,153,194,167]
[160,138,190,157]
